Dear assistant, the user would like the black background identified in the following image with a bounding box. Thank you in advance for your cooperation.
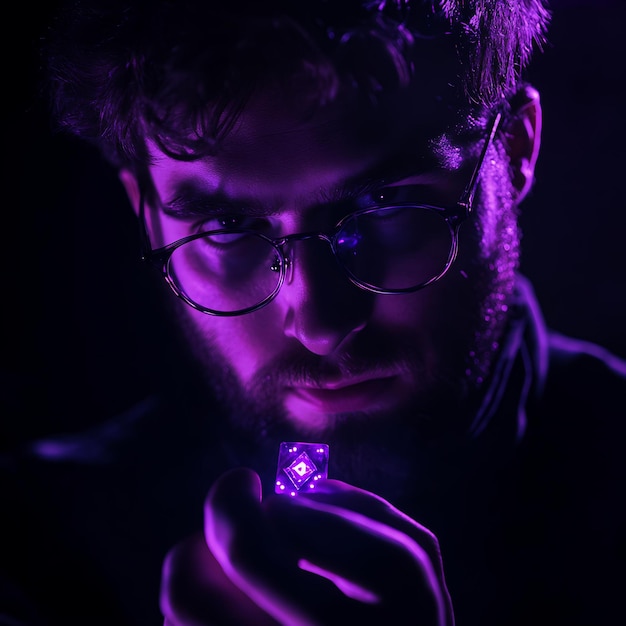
[4,0,625,449]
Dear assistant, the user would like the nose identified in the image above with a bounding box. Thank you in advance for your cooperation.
[279,239,372,356]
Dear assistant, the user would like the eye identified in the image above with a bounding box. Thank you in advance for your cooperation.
[197,214,275,245]
[373,184,451,208]
[200,214,258,232]
[372,186,415,205]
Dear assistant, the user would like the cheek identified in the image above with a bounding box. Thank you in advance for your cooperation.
[371,262,485,376]
[374,267,476,330]
[185,306,285,385]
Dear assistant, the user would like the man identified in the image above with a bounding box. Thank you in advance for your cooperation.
[3,1,625,625]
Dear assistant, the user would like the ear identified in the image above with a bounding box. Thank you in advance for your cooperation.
[119,169,142,216]
[503,85,542,203]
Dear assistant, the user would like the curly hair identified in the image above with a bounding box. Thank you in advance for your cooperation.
[42,0,550,168]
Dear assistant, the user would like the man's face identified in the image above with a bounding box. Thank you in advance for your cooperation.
[139,81,519,475]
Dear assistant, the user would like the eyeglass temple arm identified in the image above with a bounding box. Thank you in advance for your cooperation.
[458,112,502,212]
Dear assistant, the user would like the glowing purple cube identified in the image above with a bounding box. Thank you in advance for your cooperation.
[275,442,329,496]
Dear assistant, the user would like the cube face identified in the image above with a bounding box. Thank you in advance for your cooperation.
[275,442,329,496]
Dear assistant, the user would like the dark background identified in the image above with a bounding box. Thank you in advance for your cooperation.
[4,0,625,450]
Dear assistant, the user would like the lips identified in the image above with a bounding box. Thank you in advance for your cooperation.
[289,375,398,413]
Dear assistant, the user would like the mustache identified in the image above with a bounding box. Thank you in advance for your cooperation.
[247,342,424,396]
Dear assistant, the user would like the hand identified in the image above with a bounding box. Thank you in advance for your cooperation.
[161,467,454,626]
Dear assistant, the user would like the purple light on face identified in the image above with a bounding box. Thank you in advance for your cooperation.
[275,442,329,495]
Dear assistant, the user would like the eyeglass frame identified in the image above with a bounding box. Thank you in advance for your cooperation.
[138,112,502,317]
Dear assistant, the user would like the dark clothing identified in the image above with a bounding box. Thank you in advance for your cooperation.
[2,276,625,626]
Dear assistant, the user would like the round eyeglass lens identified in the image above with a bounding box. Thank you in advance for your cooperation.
[167,231,283,313]
[334,206,454,291]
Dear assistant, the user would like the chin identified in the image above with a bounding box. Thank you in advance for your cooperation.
[283,402,334,436]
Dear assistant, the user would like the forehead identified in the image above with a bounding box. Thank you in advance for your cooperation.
[146,72,473,203]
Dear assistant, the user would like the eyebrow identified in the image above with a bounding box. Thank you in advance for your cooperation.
[161,188,273,218]
[317,149,443,205]
[159,139,446,218]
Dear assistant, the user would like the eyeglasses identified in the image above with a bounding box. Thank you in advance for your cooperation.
[139,113,501,316]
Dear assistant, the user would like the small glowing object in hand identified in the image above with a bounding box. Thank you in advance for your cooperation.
[275,442,329,496]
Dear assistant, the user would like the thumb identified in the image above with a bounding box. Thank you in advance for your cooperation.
[204,467,264,562]
[207,467,263,511]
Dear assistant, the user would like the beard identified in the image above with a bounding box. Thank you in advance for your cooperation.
[163,147,520,503]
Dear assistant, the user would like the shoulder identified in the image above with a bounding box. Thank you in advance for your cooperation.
[540,331,626,420]
[521,329,626,544]
[508,331,626,624]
